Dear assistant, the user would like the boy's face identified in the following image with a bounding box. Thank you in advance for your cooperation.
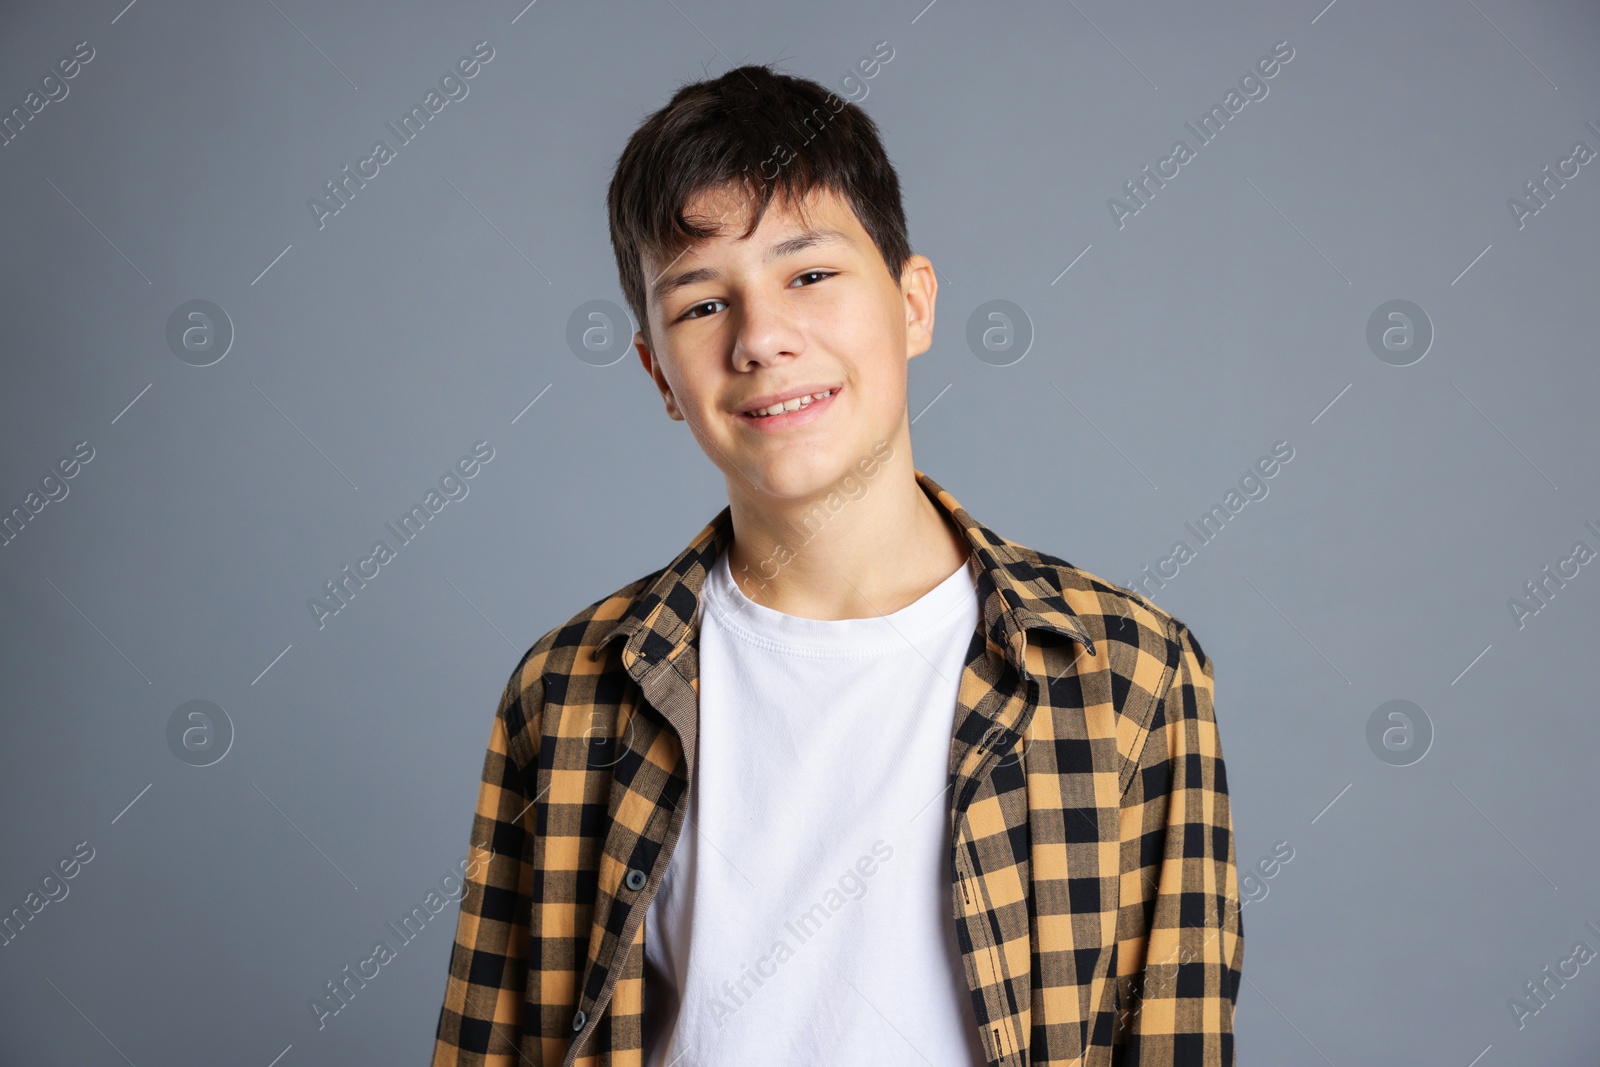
[633,183,936,503]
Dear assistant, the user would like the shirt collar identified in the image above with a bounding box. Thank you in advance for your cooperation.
[591,468,1096,672]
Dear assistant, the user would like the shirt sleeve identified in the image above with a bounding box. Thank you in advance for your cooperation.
[431,667,542,1066]
[1116,621,1244,1064]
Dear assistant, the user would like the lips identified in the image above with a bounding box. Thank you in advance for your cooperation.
[736,383,841,417]
[733,384,841,431]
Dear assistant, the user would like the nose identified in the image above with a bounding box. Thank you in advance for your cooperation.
[730,286,805,371]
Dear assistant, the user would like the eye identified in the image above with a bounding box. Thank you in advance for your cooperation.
[678,299,727,322]
[791,269,837,287]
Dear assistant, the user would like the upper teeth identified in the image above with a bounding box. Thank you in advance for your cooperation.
[748,389,833,417]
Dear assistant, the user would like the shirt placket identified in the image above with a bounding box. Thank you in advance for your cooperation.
[565,629,699,1067]
[949,628,1039,1067]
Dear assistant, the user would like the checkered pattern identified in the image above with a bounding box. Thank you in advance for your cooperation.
[430,469,1243,1065]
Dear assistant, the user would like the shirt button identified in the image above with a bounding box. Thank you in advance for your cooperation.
[572,1009,586,1031]
[625,868,647,891]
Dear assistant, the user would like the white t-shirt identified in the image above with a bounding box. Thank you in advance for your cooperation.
[641,545,989,1066]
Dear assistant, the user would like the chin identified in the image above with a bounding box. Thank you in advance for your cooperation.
[741,449,859,501]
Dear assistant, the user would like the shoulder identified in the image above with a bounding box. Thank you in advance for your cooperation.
[508,568,661,693]
[489,568,663,758]
[1007,540,1210,682]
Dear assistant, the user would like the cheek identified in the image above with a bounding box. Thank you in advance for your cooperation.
[850,359,907,431]
[657,353,705,404]
[817,292,899,366]
[829,308,906,407]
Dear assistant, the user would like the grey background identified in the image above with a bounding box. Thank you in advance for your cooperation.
[2,0,1597,1063]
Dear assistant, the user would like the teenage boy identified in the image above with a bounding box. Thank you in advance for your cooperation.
[433,64,1242,1066]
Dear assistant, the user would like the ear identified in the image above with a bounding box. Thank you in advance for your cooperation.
[900,253,937,361]
[635,331,685,421]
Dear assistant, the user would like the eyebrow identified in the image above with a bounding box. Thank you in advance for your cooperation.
[649,227,854,308]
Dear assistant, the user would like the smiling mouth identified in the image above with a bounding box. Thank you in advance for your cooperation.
[741,387,837,419]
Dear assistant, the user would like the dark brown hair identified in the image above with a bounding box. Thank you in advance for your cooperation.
[606,63,912,347]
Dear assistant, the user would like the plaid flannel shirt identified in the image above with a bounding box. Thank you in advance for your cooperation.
[431,469,1243,1066]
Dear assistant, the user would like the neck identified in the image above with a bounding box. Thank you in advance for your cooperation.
[721,451,971,621]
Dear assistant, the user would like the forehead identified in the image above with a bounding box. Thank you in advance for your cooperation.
[685,181,855,239]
